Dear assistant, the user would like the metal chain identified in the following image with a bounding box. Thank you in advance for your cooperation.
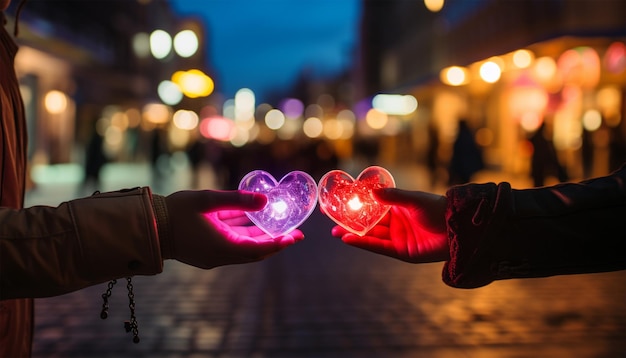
[100,279,117,319]
[99,277,140,343]
[125,277,140,343]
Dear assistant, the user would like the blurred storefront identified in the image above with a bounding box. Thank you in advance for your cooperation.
[358,0,626,183]
[4,0,210,185]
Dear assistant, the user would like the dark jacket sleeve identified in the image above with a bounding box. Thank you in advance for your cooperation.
[0,187,168,299]
[442,164,626,288]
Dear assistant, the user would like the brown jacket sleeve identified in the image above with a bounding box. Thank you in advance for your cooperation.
[0,187,165,299]
[443,164,626,288]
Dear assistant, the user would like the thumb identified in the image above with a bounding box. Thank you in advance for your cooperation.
[373,187,416,206]
[375,188,444,209]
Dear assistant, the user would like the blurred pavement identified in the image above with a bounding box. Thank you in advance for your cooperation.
[25,161,625,358]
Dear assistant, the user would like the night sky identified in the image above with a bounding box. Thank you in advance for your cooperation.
[170,0,361,103]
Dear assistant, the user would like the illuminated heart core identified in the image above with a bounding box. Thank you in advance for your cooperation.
[318,166,395,236]
[239,170,318,238]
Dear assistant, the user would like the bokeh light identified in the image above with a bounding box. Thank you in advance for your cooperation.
[171,69,214,98]
[280,98,304,119]
[372,94,418,115]
[150,29,172,60]
[441,66,468,86]
[157,80,183,106]
[532,56,557,83]
[582,109,602,131]
[142,103,171,124]
[424,0,444,12]
[512,49,534,69]
[265,109,285,130]
[365,108,388,130]
[303,117,323,138]
[173,30,199,58]
[604,41,626,73]
[557,46,601,89]
[480,60,502,83]
[199,116,235,141]
[44,90,67,114]
[173,109,199,130]
[132,32,151,59]
[323,119,343,140]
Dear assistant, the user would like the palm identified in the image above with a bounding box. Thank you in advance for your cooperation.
[332,189,449,263]
[165,190,303,270]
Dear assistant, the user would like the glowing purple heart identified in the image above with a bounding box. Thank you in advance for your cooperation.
[238,170,318,238]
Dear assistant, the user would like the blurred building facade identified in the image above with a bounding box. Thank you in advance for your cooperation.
[358,0,626,182]
[5,0,209,175]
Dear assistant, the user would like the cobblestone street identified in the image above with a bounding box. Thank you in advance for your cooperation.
[27,163,626,357]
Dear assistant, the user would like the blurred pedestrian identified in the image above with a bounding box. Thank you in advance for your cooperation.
[1,2,303,357]
[529,122,568,187]
[448,119,484,185]
[82,122,107,193]
[331,164,625,288]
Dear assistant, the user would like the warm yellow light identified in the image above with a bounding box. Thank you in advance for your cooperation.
[520,112,542,132]
[338,118,355,140]
[480,61,502,83]
[533,56,557,82]
[44,90,68,114]
[142,103,171,124]
[365,108,388,130]
[303,117,323,138]
[323,119,343,140]
[424,0,444,12]
[512,49,534,69]
[582,109,602,131]
[126,108,142,128]
[173,109,199,130]
[110,111,129,131]
[441,66,467,86]
[172,69,214,98]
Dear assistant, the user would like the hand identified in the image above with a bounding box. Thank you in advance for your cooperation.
[164,190,304,269]
[331,188,449,263]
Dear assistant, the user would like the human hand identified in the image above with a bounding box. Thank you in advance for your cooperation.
[164,190,304,269]
[331,188,449,263]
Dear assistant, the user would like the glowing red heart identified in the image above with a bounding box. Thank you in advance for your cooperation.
[318,166,395,236]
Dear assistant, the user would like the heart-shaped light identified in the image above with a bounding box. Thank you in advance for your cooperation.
[318,166,395,236]
[238,170,318,238]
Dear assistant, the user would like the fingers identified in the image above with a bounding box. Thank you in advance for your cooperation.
[341,233,395,258]
[331,225,348,237]
[203,190,268,212]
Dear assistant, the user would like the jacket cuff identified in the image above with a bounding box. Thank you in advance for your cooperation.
[152,194,173,260]
[68,187,163,282]
[442,182,511,288]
